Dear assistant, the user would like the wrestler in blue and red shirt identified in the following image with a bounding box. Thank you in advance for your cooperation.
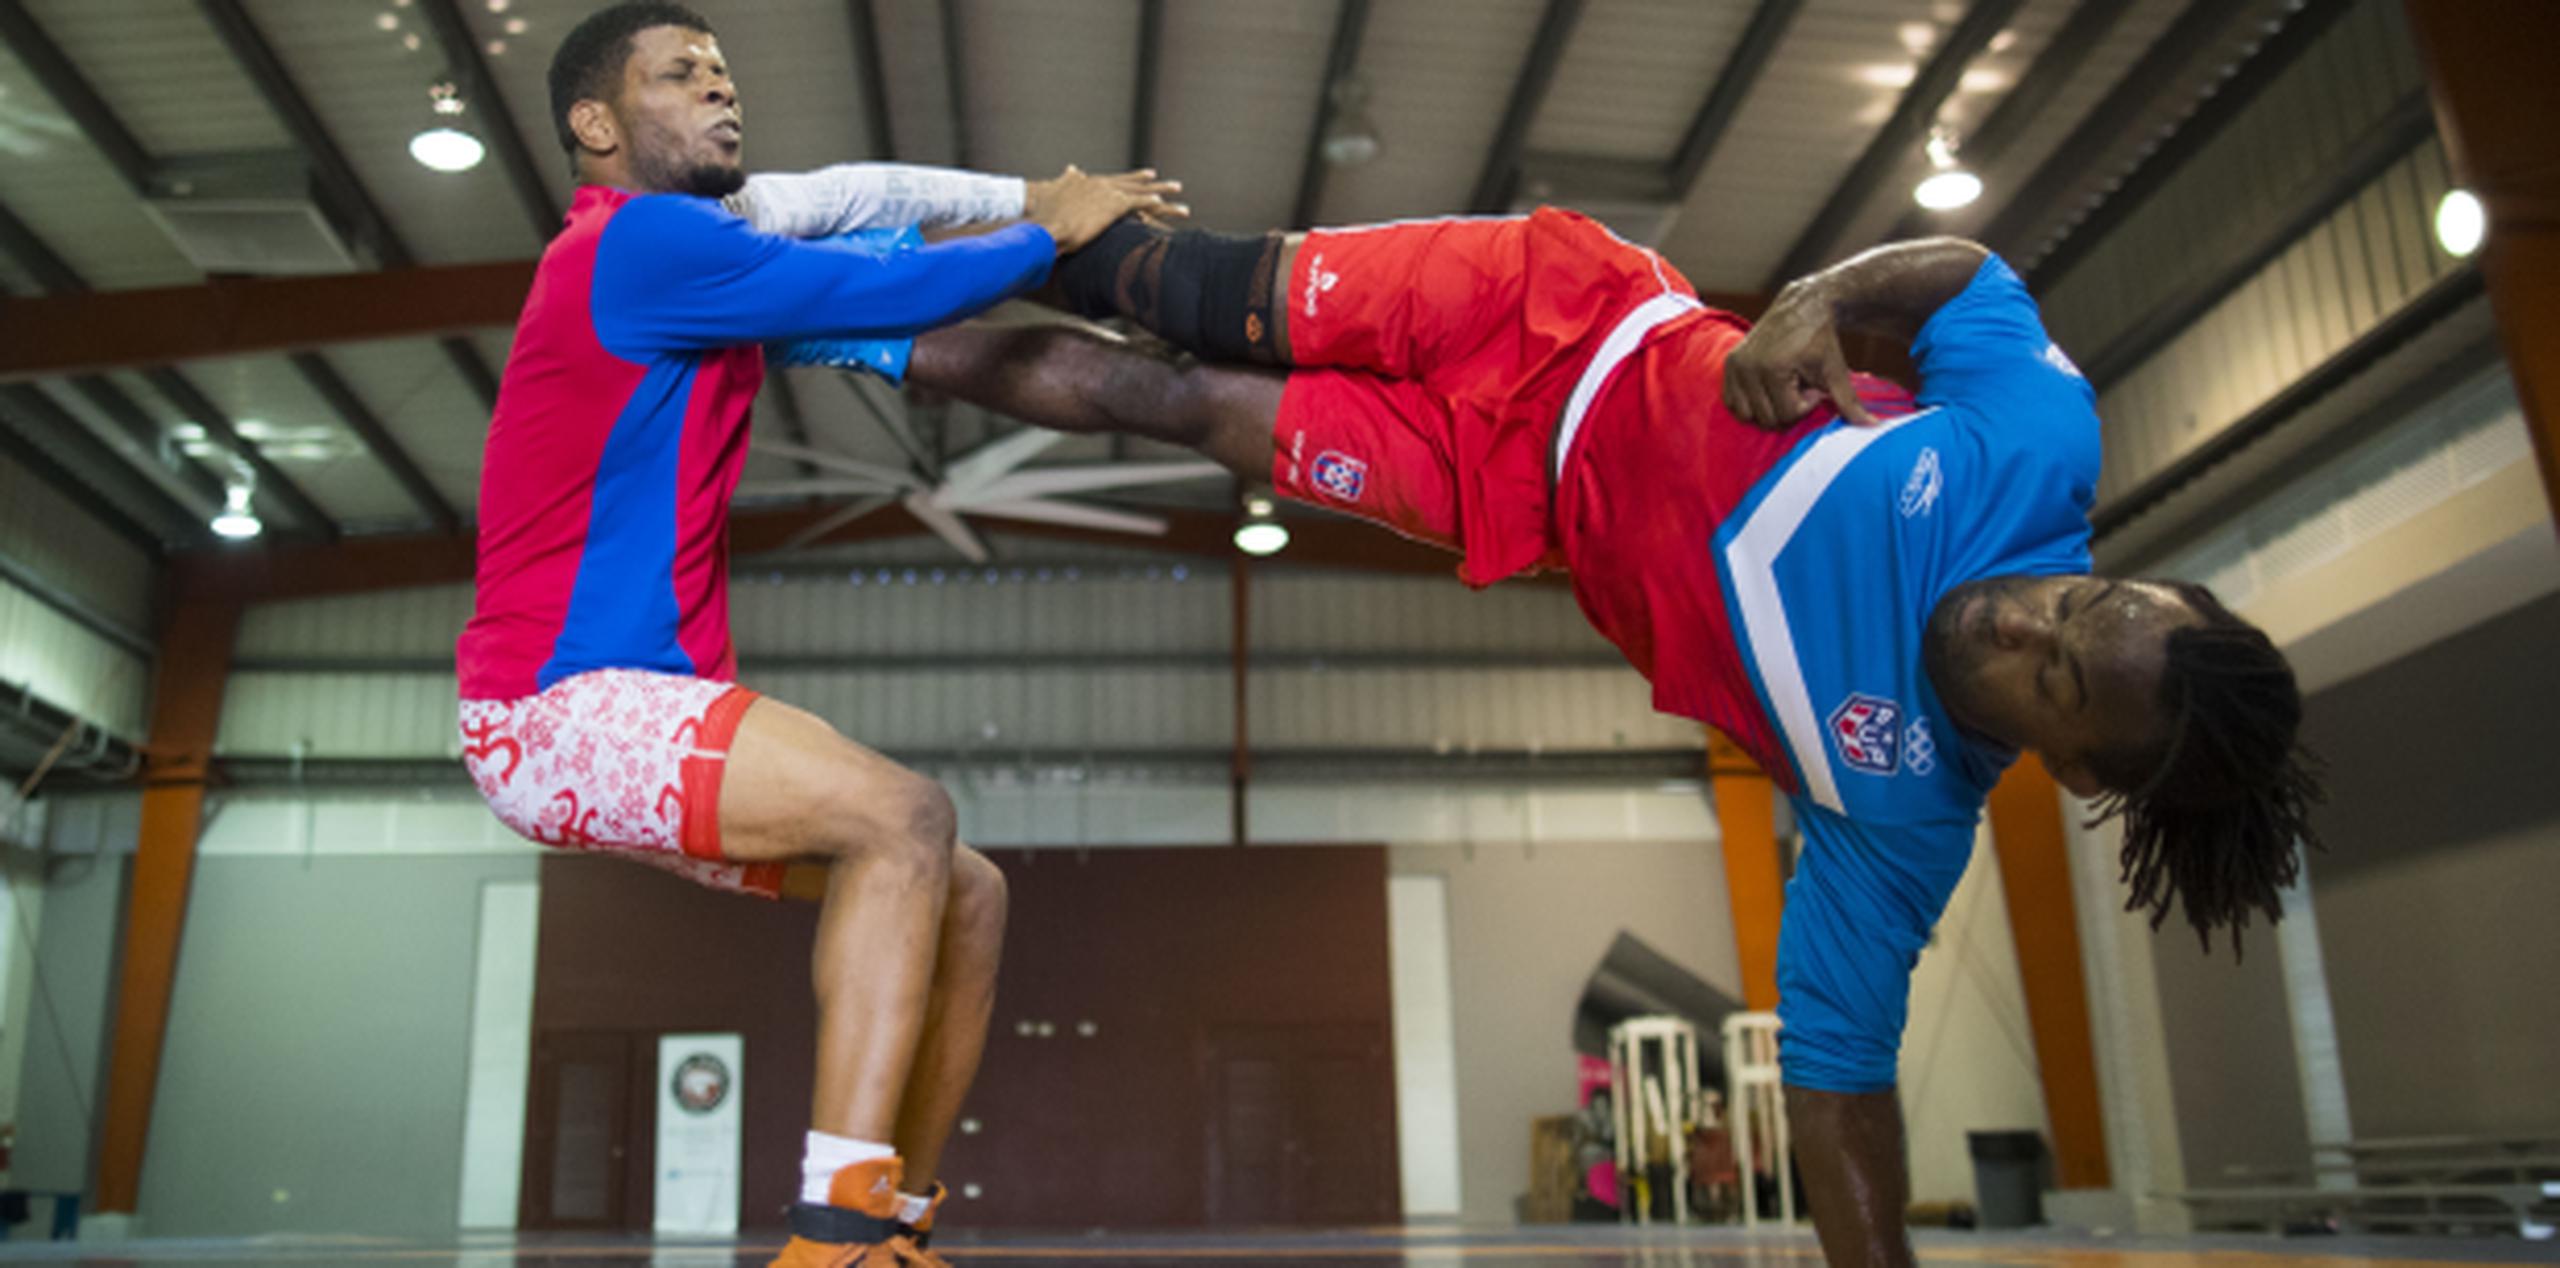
[889,213,2322,1267]
[458,6,1179,1265]
[457,185,1050,700]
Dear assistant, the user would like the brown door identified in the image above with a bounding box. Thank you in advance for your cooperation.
[521,1031,656,1230]
[1203,1025,1397,1226]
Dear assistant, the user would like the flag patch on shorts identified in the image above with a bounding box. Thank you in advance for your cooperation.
[1311,450,1367,502]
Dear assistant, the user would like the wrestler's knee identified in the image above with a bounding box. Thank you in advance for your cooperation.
[949,848,1010,948]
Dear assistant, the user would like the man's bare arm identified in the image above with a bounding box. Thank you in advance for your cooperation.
[1725,237,1989,429]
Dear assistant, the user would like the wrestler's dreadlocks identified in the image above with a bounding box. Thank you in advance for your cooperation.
[2085,582,2324,957]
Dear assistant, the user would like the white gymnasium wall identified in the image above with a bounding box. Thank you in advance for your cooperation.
[0,831,40,1191]
[4,799,132,1200]
[143,548,1717,1238]
[2064,804,2192,1235]
[1387,874,1463,1218]
[216,558,1683,767]
[1391,835,1738,1227]
[455,879,540,1230]
[1899,824,2048,1208]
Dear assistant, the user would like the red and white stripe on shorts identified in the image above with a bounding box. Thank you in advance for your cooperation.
[459,667,785,899]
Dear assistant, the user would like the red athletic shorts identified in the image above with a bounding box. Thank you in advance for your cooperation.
[458,668,785,898]
[1271,209,1703,587]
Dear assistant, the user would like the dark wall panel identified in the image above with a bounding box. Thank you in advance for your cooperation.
[2298,589,2560,1136]
[528,844,1397,1230]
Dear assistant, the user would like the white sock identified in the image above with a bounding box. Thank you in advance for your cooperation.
[800,1130,896,1205]
[896,1192,935,1225]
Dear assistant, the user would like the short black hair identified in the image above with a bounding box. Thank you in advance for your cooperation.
[548,3,716,166]
[2086,581,2323,957]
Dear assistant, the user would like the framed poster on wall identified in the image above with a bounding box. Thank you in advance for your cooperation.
[655,1032,743,1235]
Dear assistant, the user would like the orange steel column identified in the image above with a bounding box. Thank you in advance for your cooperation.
[1708,731,1784,1010]
[94,598,241,1214]
[2405,0,2560,530]
[1983,754,2110,1189]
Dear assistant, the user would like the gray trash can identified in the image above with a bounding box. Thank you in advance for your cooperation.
[1966,1131,2046,1229]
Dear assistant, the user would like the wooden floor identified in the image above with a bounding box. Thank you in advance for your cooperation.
[0,1226,2550,1267]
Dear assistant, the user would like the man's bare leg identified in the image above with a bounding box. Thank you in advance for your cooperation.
[1788,1087,1916,1268]
[908,322,1285,478]
[891,846,1007,1188]
[720,698,956,1144]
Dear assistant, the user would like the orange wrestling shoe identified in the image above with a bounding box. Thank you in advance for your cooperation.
[897,1181,951,1266]
[768,1157,934,1267]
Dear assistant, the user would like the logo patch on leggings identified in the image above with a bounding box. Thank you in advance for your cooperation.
[1311,450,1367,502]
[1827,693,1901,775]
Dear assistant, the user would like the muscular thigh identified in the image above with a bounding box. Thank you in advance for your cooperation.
[719,695,936,864]
[1272,370,1464,553]
[1278,216,1533,385]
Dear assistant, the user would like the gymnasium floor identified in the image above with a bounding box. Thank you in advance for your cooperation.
[0,1226,2550,1266]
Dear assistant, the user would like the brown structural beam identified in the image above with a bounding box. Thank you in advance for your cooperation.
[1973,0,2250,266]
[1290,0,1373,229]
[1882,0,2135,244]
[93,598,242,1213]
[1763,0,2028,289]
[1666,0,1805,204]
[0,0,457,533]
[0,259,1772,393]
[195,0,508,419]
[0,260,536,382]
[1466,0,1586,214]
[845,0,896,160]
[2404,0,2560,531]
[1707,731,1783,1010]
[167,500,1486,606]
[1982,754,2109,1189]
[1130,0,1165,168]
[0,202,335,538]
[416,0,561,240]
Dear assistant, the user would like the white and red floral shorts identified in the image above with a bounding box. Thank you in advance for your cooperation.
[459,667,786,898]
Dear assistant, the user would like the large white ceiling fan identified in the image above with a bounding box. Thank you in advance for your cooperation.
[740,426,1227,562]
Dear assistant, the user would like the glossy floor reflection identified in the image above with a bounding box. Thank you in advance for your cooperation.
[0,1225,2549,1267]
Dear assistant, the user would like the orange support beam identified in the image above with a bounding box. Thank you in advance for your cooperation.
[1708,731,1784,1010]
[94,598,241,1214]
[1982,754,2109,1189]
[2405,0,2560,531]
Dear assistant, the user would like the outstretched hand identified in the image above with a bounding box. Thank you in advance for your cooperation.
[1723,279,1878,430]
[1025,166,1188,253]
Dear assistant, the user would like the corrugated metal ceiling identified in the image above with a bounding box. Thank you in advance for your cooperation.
[0,0,2300,555]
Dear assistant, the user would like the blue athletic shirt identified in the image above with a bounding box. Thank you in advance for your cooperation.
[1710,255,2100,1091]
[458,187,1053,700]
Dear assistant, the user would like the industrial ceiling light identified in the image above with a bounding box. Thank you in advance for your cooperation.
[1320,78,1381,167]
[411,75,486,172]
[1913,126,1981,212]
[210,480,262,541]
[1233,493,1289,556]
[2435,188,2484,257]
